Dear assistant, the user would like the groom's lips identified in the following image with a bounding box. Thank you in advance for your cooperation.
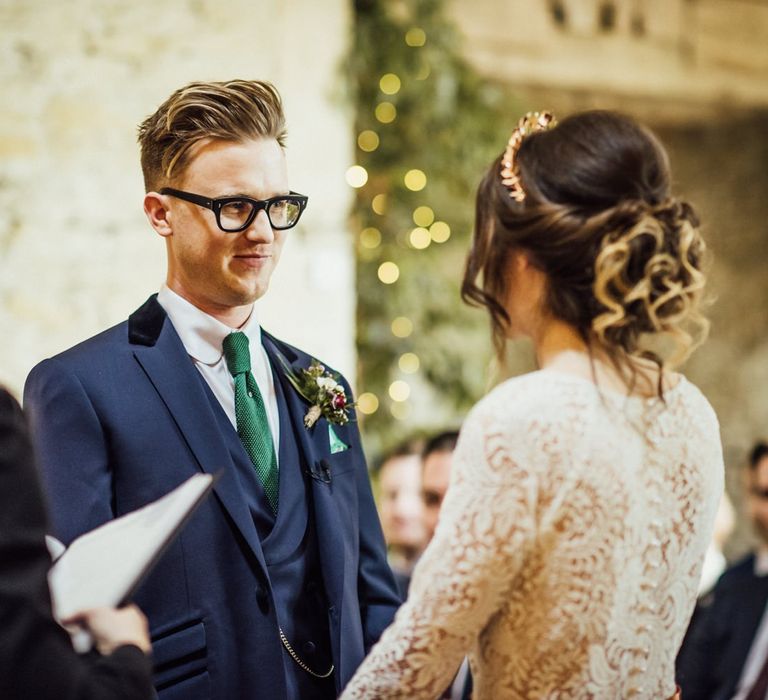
[233,252,271,268]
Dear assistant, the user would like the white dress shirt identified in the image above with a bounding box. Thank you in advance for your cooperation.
[730,550,768,700]
[157,285,280,459]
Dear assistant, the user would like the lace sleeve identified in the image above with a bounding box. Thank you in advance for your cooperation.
[341,405,537,699]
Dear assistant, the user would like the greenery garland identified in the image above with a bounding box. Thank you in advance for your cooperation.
[349,0,525,457]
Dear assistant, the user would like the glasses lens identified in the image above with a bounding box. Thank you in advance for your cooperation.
[219,200,255,231]
[268,197,302,229]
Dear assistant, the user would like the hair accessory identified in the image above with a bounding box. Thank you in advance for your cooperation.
[500,111,557,202]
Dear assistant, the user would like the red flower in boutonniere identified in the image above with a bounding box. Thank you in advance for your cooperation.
[278,356,354,429]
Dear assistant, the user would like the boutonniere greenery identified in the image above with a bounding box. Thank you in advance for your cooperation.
[278,356,354,429]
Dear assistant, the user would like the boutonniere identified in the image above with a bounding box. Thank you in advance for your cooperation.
[278,356,354,429]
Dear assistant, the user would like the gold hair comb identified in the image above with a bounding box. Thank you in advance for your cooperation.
[500,111,557,202]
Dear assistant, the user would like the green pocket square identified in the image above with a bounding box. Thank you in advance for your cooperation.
[328,424,349,454]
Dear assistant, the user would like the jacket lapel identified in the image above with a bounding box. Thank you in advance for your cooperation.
[128,296,269,576]
[262,333,347,612]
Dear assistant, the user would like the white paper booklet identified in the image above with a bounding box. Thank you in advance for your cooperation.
[48,473,216,622]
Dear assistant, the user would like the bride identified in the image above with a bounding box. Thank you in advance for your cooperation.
[341,110,723,699]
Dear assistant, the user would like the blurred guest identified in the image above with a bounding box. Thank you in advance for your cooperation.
[377,440,427,596]
[421,431,460,542]
[677,441,768,700]
[0,387,153,700]
[422,430,471,700]
[342,110,721,699]
[698,493,735,596]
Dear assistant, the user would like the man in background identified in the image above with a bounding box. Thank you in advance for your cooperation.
[677,442,768,699]
[421,431,460,542]
[421,430,469,700]
[377,440,426,597]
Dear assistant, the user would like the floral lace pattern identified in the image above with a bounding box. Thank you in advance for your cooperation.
[342,371,723,699]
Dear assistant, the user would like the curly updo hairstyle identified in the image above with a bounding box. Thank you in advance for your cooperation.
[462,110,709,395]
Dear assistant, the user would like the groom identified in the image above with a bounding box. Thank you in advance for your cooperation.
[24,79,400,699]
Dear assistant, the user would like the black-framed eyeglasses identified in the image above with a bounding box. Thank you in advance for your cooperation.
[160,187,308,232]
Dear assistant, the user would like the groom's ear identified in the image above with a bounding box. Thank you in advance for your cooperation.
[144,192,174,238]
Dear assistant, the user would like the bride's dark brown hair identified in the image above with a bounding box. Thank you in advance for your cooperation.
[462,110,708,396]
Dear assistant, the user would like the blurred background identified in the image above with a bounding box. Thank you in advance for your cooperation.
[1,0,767,556]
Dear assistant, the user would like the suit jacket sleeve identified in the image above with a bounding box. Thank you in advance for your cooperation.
[341,379,401,650]
[23,357,115,543]
[675,596,719,700]
[676,563,762,700]
[0,387,154,700]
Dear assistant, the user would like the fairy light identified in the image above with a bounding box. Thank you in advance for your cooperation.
[360,227,382,249]
[378,261,400,284]
[372,193,387,215]
[391,316,413,338]
[404,169,427,191]
[413,206,435,227]
[357,130,380,152]
[379,73,401,95]
[405,27,427,47]
[375,102,397,124]
[345,165,368,188]
[398,353,420,374]
[357,392,379,415]
[389,380,411,402]
[409,227,431,249]
[429,220,451,243]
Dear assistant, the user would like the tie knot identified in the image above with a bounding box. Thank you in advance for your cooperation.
[223,332,252,376]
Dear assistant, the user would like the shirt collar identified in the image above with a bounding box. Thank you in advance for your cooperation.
[157,285,262,365]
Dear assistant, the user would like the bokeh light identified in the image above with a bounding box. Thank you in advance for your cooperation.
[391,316,413,338]
[359,227,381,249]
[379,73,401,95]
[375,102,397,123]
[357,130,380,152]
[409,227,431,249]
[389,380,411,402]
[398,352,420,374]
[429,220,451,243]
[372,193,387,215]
[377,261,400,284]
[357,392,379,415]
[345,165,368,188]
[405,27,427,47]
[404,169,427,191]
[413,205,435,227]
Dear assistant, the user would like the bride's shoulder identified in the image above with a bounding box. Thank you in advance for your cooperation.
[468,371,570,428]
[482,370,576,406]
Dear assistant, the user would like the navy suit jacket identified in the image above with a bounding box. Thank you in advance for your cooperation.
[676,554,768,700]
[23,295,400,700]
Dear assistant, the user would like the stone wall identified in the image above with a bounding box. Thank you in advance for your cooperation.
[447,0,768,119]
[0,0,356,398]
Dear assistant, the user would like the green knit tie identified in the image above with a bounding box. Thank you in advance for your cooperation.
[223,331,279,514]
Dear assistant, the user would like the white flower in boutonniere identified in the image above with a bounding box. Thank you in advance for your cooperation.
[278,356,354,429]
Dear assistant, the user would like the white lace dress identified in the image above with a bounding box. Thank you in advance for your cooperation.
[341,371,724,699]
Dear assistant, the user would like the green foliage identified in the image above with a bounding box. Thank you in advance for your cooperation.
[349,0,525,456]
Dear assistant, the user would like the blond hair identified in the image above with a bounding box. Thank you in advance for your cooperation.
[137,79,287,191]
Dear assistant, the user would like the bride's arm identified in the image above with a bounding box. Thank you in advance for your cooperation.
[340,405,538,699]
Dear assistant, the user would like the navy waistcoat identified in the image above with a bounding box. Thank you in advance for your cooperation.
[198,363,335,699]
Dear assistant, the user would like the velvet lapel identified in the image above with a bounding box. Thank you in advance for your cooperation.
[261,332,347,612]
[128,295,269,576]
